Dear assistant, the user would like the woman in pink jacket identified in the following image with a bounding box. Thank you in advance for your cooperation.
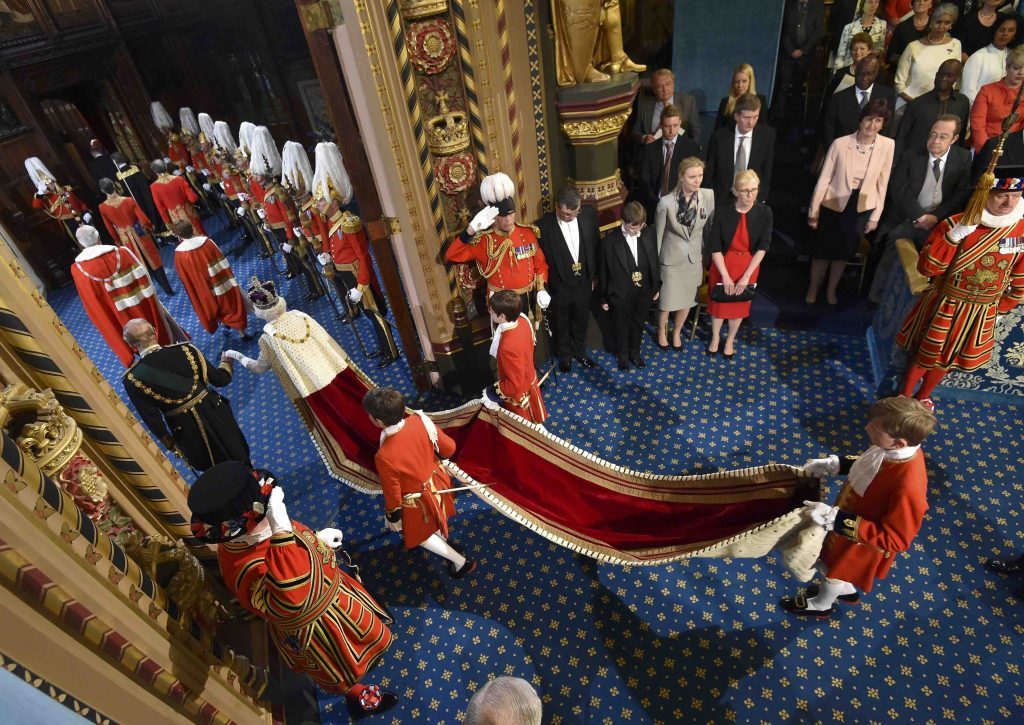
[806,98,895,306]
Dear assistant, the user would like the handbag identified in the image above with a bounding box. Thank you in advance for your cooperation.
[710,283,757,303]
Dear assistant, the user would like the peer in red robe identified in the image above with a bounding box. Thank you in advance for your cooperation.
[173,229,248,334]
[151,171,205,234]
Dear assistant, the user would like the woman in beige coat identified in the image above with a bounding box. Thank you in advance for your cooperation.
[806,98,894,306]
[655,157,715,349]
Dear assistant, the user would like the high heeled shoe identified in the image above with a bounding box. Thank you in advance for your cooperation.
[705,346,718,356]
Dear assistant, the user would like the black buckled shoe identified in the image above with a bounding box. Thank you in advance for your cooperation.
[779,594,833,618]
[986,554,1024,575]
[447,558,477,579]
[806,583,860,605]
[574,355,596,368]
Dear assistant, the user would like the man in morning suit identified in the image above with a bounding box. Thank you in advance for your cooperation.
[704,94,775,205]
[599,201,661,372]
[536,185,601,373]
[822,55,896,148]
[121,318,251,472]
[634,105,701,221]
[894,60,968,161]
[869,115,972,303]
[630,68,702,148]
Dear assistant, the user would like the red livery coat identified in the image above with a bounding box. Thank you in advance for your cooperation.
[496,315,547,423]
[174,236,247,332]
[897,214,1024,371]
[323,211,374,285]
[218,522,394,693]
[150,174,205,234]
[822,451,929,592]
[98,197,162,270]
[376,414,457,548]
[446,223,549,294]
[32,187,88,221]
[166,137,191,169]
[248,178,295,239]
[70,246,173,366]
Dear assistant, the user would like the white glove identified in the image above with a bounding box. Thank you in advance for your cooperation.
[162,156,172,164]
[256,208,266,219]
[803,455,840,478]
[201,168,210,176]
[384,514,403,533]
[293,225,304,238]
[202,183,212,192]
[282,243,293,253]
[802,500,839,531]
[537,289,551,310]
[36,182,48,195]
[82,212,93,224]
[223,350,243,361]
[265,486,293,534]
[238,192,248,202]
[235,206,247,217]
[948,223,978,242]
[185,165,195,173]
[469,206,500,234]
[348,287,363,303]
[173,169,183,176]
[318,252,332,265]
[316,527,344,548]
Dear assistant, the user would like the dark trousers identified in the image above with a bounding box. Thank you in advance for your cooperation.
[611,288,653,361]
[332,268,399,362]
[270,227,317,296]
[550,283,592,362]
[772,54,811,126]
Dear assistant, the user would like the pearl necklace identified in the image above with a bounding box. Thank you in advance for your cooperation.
[855,137,876,154]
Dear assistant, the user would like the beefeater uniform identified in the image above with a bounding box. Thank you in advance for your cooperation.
[32,186,89,244]
[123,343,250,471]
[376,413,457,549]
[446,222,549,296]
[494,314,547,423]
[820,451,929,593]
[151,173,206,234]
[98,197,163,271]
[218,521,395,693]
[70,245,174,366]
[896,211,1024,372]
[174,235,248,333]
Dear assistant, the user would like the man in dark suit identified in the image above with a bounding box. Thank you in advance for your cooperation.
[894,60,969,161]
[86,139,117,193]
[704,94,775,204]
[536,185,601,373]
[599,201,661,371]
[869,115,972,303]
[822,55,896,148]
[630,68,701,148]
[772,0,825,126]
[634,105,701,220]
[111,151,165,237]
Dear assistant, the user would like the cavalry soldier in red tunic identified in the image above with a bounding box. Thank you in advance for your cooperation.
[25,156,93,248]
[780,397,937,618]
[896,166,1024,412]
[188,462,398,719]
[363,387,477,578]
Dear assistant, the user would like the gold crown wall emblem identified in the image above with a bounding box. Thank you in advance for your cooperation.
[399,0,448,19]
[427,93,469,156]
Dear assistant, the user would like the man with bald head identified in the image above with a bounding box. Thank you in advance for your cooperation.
[895,59,969,160]
[822,54,896,147]
[122,319,250,472]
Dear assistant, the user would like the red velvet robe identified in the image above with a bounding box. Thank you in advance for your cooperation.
[376,414,457,548]
[496,315,547,423]
[446,223,549,294]
[218,522,394,693]
[821,451,928,592]
[173,236,247,332]
[98,197,162,269]
[150,174,205,234]
[70,246,173,366]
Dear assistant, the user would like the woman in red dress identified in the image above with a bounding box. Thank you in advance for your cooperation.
[705,169,773,358]
[97,178,175,295]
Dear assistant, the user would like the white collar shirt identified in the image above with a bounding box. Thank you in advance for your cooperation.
[557,216,580,263]
[734,128,752,160]
[622,224,639,265]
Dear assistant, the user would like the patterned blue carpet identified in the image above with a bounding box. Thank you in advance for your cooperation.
[47,217,1024,724]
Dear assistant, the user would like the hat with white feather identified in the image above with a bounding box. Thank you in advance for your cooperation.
[24,157,56,189]
[150,101,174,132]
[311,142,353,205]
[281,141,314,195]
[238,122,256,158]
[179,107,200,138]
[197,113,216,145]
[248,126,282,178]
[213,121,238,155]
[479,172,516,215]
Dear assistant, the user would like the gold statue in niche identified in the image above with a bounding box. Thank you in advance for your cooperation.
[551,0,646,86]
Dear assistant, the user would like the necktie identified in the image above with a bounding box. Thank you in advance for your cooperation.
[661,141,674,196]
[735,136,747,173]
[932,158,941,182]
[859,90,868,109]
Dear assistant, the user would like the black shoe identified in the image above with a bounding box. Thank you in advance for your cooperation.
[723,350,736,360]
[574,355,596,368]
[284,271,297,280]
[346,686,398,720]
[630,355,646,368]
[986,555,1024,575]
[447,558,477,579]
[258,252,271,259]
[377,355,397,369]
[304,291,323,302]
[705,345,718,356]
[657,341,669,350]
[779,594,833,618]
[559,359,572,373]
[617,357,629,371]
[806,583,861,605]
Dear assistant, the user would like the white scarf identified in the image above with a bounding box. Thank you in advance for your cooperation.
[848,445,920,496]
[981,197,1024,227]
[489,313,532,358]
[379,410,439,451]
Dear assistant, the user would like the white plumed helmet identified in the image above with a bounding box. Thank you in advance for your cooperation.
[24,157,56,189]
[248,126,282,177]
[197,113,216,143]
[151,101,174,132]
[179,107,200,137]
[238,122,256,157]
[213,121,238,154]
[311,142,353,204]
[281,141,314,195]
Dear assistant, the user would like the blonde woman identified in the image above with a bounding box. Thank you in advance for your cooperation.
[655,157,715,349]
[714,64,768,131]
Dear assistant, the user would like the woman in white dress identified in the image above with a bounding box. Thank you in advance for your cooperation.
[961,14,1018,104]
[895,3,964,110]
[655,157,715,350]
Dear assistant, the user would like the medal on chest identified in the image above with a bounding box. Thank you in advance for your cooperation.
[631,271,643,286]
[998,236,1024,254]
[572,261,582,275]
[513,243,535,261]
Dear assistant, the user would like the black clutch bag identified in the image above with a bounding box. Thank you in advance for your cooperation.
[710,283,757,303]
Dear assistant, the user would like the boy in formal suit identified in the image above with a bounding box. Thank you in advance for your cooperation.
[363,386,477,578]
[600,202,662,371]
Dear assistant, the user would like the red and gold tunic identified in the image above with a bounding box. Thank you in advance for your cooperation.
[446,223,548,294]
[70,246,173,366]
[323,211,374,285]
[821,451,928,592]
[32,187,88,221]
[219,522,394,693]
[98,197,162,270]
[174,236,247,333]
[166,135,191,169]
[151,174,205,234]
[216,159,245,200]
[248,178,296,239]
[496,315,547,423]
[376,414,457,549]
[896,214,1024,371]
